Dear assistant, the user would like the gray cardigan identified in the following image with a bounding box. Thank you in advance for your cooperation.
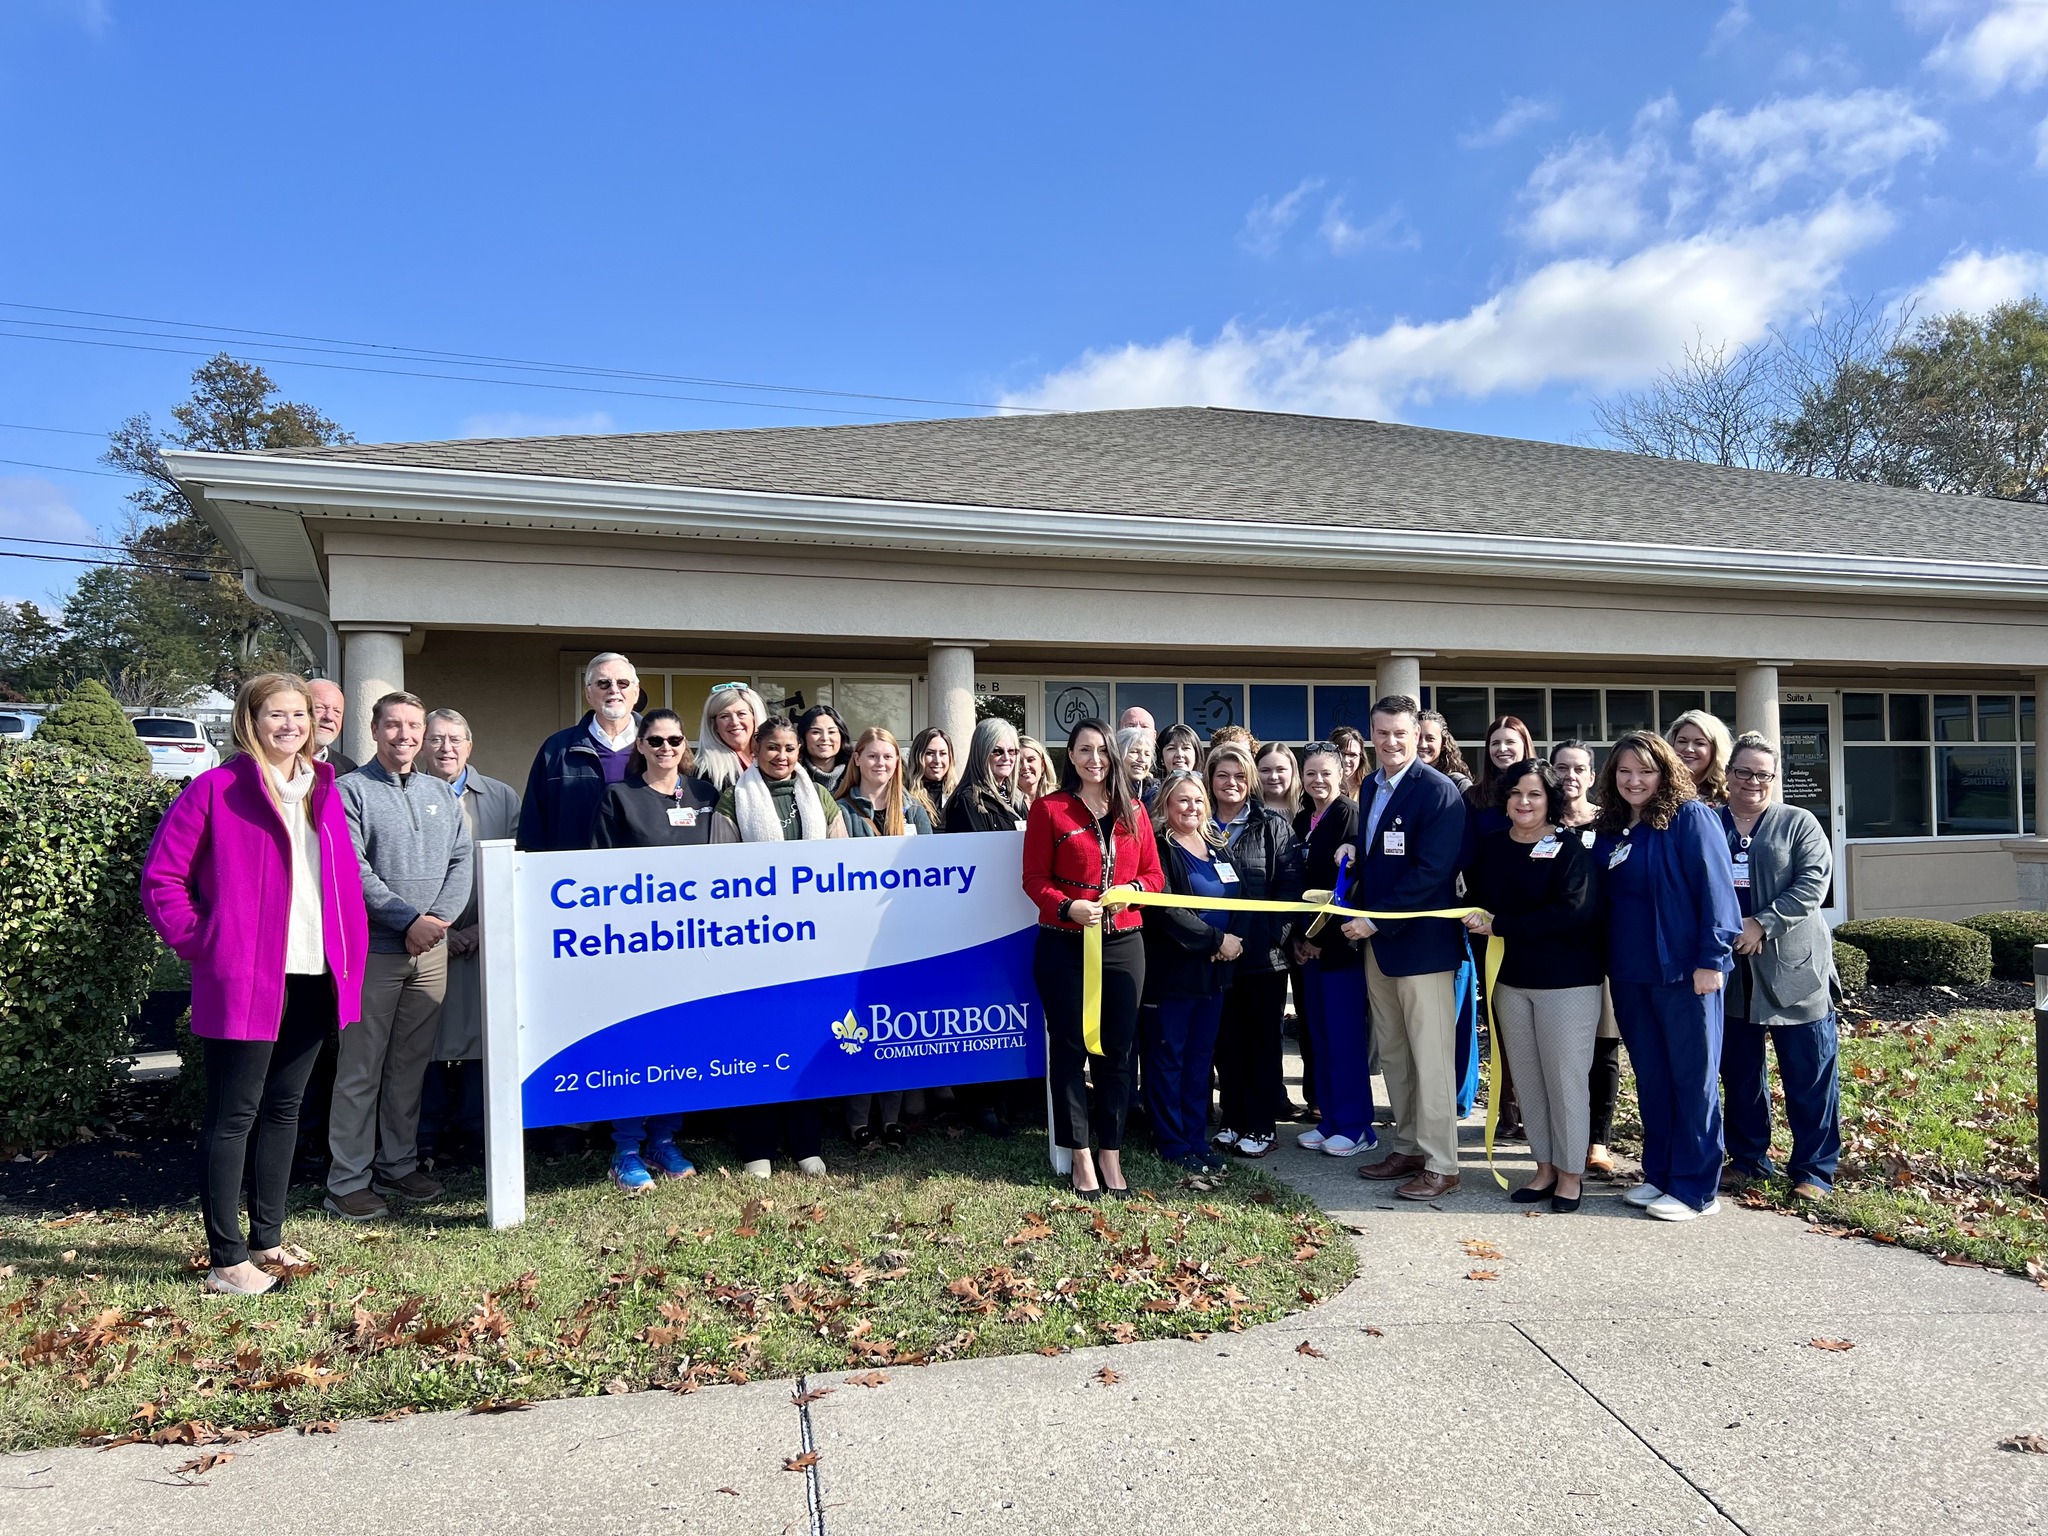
[339,760,475,954]
[1721,802,1836,1026]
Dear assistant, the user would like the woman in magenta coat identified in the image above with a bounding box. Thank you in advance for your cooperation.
[142,673,368,1294]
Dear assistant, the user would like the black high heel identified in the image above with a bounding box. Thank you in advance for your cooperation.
[1072,1184,1102,1202]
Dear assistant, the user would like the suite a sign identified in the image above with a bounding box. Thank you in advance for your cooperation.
[475,831,1043,1225]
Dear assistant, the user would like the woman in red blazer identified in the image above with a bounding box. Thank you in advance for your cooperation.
[1022,717,1164,1198]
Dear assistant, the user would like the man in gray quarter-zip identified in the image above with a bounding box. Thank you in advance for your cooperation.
[327,690,474,1221]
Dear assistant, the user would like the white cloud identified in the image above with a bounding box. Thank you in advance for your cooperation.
[1239,178,1322,257]
[1926,0,2048,92]
[0,475,101,546]
[1319,199,1418,255]
[1004,199,1890,418]
[1520,97,1682,251]
[1711,2,1752,46]
[1691,89,1945,197]
[2037,111,2048,167]
[1458,97,1556,149]
[459,409,617,439]
[1915,247,2048,311]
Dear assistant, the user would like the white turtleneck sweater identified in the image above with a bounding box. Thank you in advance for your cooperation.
[269,761,325,975]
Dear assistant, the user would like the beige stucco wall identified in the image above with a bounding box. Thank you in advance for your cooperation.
[1844,839,2023,921]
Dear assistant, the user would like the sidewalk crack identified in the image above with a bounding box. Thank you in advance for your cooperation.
[1509,1321,1756,1536]
[794,1373,826,1536]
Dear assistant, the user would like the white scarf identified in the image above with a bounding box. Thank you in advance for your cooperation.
[733,763,824,842]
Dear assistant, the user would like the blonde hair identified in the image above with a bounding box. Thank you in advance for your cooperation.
[837,726,909,837]
[1017,736,1055,805]
[1666,709,1734,805]
[1150,768,1225,846]
[232,673,317,794]
[695,683,768,791]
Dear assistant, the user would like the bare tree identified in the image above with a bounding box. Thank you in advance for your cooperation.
[1591,335,1786,469]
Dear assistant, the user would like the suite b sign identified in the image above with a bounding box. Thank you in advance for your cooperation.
[476,832,1044,1226]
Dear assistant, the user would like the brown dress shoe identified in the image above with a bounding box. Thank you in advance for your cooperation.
[1395,1170,1460,1200]
[1358,1152,1426,1182]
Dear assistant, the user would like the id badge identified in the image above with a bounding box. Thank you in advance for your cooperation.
[1731,853,1750,889]
[1214,860,1240,884]
[1531,835,1561,861]
[1607,840,1632,871]
[667,806,698,828]
[1383,830,1406,857]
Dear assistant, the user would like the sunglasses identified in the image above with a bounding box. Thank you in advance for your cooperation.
[709,681,748,694]
[591,679,636,692]
[641,734,686,749]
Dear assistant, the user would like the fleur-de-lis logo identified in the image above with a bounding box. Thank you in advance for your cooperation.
[831,1010,867,1055]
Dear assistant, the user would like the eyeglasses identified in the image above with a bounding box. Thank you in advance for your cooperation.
[591,679,636,692]
[709,681,747,694]
[641,735,686,749]
[1728,767,1776,783]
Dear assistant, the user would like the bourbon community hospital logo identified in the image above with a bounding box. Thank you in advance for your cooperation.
[830,999,1032,1062]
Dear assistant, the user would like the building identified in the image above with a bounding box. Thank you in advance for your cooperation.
[163,405,2048,923]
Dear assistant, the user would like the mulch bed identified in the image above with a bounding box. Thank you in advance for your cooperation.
[1844,979,2032,1024]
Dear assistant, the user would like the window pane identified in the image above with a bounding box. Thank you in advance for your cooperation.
[1933,694,1973,741]
[1888,693,1928,742]
[1710,690,1737,723]
[1312,685,1374,740]
[1845,745,1930,837]
[836,679,913,743]
[2023,695,2035,743]
[1658,689,1706,733]
[1437,685,1490,743]
[1551,688,1601,742]
[1183,683,1246,737]
[1605,689,1652,738]
[757,676,832,720]
[1114,682,1179,731]
[1493,687,1546,740]
[1938,746,2018,835]
[1045,682,1110,738]
[2026,746,2037,835]
[1250,684,1309,743]
[1843,692,1884,741]
[1979,695,2016,743]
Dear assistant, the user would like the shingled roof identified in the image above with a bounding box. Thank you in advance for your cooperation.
[266,406,2041,567]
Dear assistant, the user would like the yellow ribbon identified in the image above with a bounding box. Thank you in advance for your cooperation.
[1078,889,1509,1188]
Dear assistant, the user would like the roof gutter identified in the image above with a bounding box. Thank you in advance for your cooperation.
[240,566,340,680]
[162,451,2048,605]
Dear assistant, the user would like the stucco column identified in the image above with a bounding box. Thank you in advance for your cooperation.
[927,641,982,756]
[1734,661,1782,746]
[339,623,409,767]
[1374,650,1433,710]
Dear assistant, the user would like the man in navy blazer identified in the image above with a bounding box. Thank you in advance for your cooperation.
[1340,694,1469,1199]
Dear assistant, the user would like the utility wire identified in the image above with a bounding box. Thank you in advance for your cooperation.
[0,533,232,567]
[0,548,222,577]
[0,421,107,438]
[0,454,135,479]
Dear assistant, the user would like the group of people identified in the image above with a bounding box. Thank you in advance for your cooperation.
[140,653,1843,1295]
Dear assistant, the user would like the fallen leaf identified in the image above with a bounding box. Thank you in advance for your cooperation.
[1808,1338,1854,1351]
[59,1250,76,1263]
[1465,1270,1500,1283]
[1100,1321,1138,1344]
[1033,1346,1067,1357]
[1295,1340,1325,1358]
[1460,1239,1505,1260]
[1093,1366,1122,1385]
[783,1450,822,1472]
[173,1451,234,1477]
[791,1386,835,1406]
[1249,1188,1276,1205]
[845,1371,889,1387]
[466,1397,532,1414]
[1362,1327,1385,1337]
[715,1486,740,1496]
[2002,1433,2048,1454]
[299,1420,341,1435]
[604,1377,633,1395]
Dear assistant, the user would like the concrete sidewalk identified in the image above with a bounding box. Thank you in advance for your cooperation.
[7,1130,2046,1535]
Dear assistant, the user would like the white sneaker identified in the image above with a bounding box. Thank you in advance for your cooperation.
[1320,1135,1363,1157]
[1296,1128,1328,1150]
[796,1156,828,1177]
[1235,1134,1274,1158]
[1645,1194,1719,1222]
[1212,1127,1241,1149]
[1622,1182,1663,1208]
[742,1159,773,1179]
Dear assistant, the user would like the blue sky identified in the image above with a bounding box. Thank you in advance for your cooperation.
[2,1,2045,607]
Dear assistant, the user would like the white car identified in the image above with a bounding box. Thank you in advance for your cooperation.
[0,707,47,742]
[132,713,221,779]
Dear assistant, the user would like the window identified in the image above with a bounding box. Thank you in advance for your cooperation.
[132,718,199,739]
[2027,747,2037,835]
[1551,689,1600,742]
[1657,690,1705,732]
[1114,682,1179,730]
[1605,690,1653,738]
[1710,689,1737,722]
[1938,746,2018,834]
[1979,695,2016,743]
[1842,690,2035,840]
[1846,746,1931,837]
[1493,687,1546,738]
[1933,694,1973,741]
[1182,683,1245,736]
[1312,685,1373,739]
[1889,693,1929,742]
[836,680,913,743]
[1436,685,1489,743]
[1250,685,1308,743]
[1045,682,1110,737]
[1843,692,1883,741]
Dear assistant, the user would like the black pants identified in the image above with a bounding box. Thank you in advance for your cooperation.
[1215,969,1289,1138]
[200,974,332,1267]
[1588,1035,1622,1146]
[732,1101,824,1163]
[1288,959,1316,1113]
[418,1060,485,1158]
[1036,927,1143,1151]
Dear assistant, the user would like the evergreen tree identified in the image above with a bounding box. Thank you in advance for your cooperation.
[33,679,151,769]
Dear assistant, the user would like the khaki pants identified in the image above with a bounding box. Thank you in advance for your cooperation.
[328,946,447,1196]
[1364,946,1459,1176]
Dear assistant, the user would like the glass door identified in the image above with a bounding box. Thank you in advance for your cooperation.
[1779,693,1845,924]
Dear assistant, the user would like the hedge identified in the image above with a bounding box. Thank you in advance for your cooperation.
[1832,917,1993,988]
[0,741,175,1149]
[1832,939,1869,995]
[1958,910,2048,983]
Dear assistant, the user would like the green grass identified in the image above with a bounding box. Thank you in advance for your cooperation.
[1718,1007,2045,1272]
[0,1133,1353,1452]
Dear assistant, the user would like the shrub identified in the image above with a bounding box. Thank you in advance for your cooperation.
[33,679,151,770]
[1832,939,1869,995]
[1958,910,2048,983]
[1833,917,1992,987]
[0,741,176,1149]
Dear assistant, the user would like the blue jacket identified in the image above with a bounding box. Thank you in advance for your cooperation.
[1344,760,1468,977]
[517,713,629,853]
[1598,798,1742,985]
